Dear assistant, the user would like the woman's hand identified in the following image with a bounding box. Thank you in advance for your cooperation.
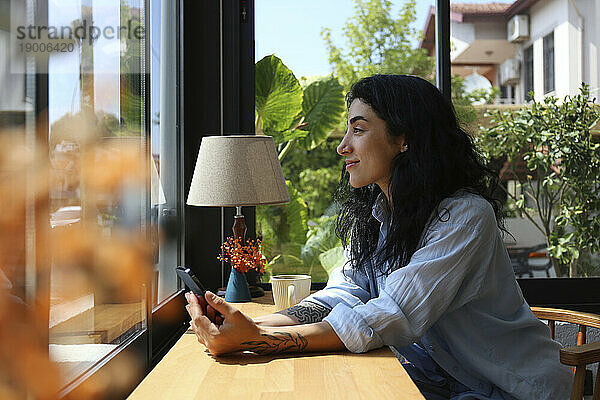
[185,291,261,356]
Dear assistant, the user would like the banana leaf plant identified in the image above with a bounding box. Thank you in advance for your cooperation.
[301,214,345,282]
[255,55,345,280]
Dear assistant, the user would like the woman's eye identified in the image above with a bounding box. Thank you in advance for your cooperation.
[353,127,364,134]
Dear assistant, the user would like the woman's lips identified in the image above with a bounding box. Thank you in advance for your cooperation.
[345,160,360,170]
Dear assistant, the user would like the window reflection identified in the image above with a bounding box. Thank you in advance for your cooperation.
[44,0,149,388]
[151,0,180,307]
[2,0,175,396]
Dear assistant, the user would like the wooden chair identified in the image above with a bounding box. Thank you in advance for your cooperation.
[532,307,600,400]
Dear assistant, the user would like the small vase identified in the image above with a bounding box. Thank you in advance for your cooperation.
[225,268,251,302]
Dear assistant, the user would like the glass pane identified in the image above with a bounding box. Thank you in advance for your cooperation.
[150,0,180,308]
[446,0,600,278]
[543,32,554,94]
[46,0,149,387]
[255,1,433,283]
[2,0,159,395]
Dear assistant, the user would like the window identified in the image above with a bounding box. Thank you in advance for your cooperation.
[3,1,599,397]
[46,0,149,390]
[255,3,346,285]
[543,32,554,94]
[499,85,515,104]
[524,45,534,101]
[1,0,186,397]
[254,1,429,285]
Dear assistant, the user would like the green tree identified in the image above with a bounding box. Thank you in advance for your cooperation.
[475,85,600,277]
[322,0,497,127]
[322,0,434,90]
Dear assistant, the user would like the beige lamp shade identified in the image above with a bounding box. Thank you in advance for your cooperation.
[186,135,290,207]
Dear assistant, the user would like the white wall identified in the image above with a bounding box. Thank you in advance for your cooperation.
[529,0,566,39]
[533,38,545,101]
[474,21,507,40]
[570,0,599,95]
[554,21,582,99]
[591,38,598,93]
[450,21,475,61]
[451,20,475,43]
[503,217,547,247]
[520,0,568,101]
[570,0,600,97]
[523,0,600,101]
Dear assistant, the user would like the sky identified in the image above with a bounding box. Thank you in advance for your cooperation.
[44,0,518,124]
[255,0,514,78]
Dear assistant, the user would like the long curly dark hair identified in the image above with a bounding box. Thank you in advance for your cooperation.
[335,74,504,277]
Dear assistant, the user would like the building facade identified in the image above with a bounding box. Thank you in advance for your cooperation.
[420,0,600,104]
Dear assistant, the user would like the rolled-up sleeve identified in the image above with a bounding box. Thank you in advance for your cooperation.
[323,207,497,353]
[303,258,372,311]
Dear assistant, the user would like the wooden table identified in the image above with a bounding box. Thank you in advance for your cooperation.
[128,295,424,400]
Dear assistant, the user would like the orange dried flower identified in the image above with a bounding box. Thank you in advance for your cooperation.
[217,237,266,275]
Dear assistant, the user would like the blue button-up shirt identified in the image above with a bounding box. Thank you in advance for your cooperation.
[305,191,572,400]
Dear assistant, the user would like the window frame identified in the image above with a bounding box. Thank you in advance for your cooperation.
[148,0,189,369]
[183,0,256,292]
[29,0,188,398]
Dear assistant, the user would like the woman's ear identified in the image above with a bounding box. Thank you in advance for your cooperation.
[392,135,408,153]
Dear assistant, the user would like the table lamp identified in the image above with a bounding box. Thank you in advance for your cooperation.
[186,135,289,301]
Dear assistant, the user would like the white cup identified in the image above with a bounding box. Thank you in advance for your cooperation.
[271,274,311,311]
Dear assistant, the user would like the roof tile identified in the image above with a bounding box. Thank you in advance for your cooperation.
[451,2,512,15]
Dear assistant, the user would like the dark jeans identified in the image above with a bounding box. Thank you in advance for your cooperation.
[392,344,494,400]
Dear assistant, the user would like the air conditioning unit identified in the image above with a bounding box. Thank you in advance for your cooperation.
[507,15,529,43]
[500,58,520,85]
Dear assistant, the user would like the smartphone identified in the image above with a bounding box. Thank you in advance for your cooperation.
[176,266,223,321]
[175,266,207,296]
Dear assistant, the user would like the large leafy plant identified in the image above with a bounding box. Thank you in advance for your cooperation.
[255,55,346,280]
[476,85,600,277]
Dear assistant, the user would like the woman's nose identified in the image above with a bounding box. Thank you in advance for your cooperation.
[337,136,351,156]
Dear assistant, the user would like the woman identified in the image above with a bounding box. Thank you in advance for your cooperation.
[185,75,572,399]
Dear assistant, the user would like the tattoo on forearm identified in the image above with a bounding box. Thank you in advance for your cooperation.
[241,332,308,355]
[285,301,331,324]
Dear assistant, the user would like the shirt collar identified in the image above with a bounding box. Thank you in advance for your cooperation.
[372,192,391,225]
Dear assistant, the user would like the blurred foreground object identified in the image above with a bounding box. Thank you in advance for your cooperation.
[0,114,153,399]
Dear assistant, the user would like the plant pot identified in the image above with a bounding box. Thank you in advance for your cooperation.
[225,268,251,302]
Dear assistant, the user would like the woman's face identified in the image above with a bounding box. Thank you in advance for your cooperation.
[337,99,405,196]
